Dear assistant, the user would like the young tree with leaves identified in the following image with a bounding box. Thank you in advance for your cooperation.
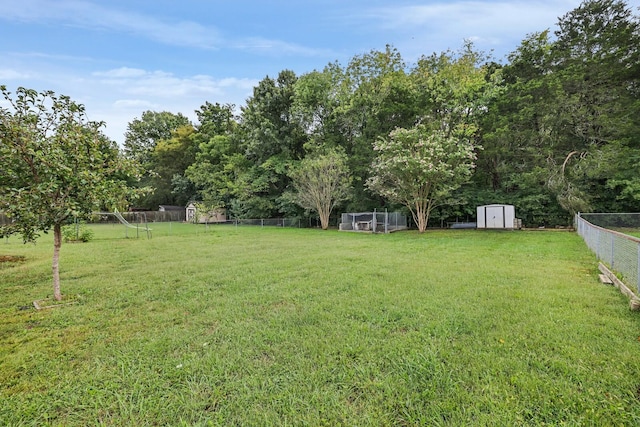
[0,86,144,300]
[289,148,352,230]
[367,125,477,232]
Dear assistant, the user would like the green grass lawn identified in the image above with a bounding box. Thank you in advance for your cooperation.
[1,225,640,426]
[612,228,640,239]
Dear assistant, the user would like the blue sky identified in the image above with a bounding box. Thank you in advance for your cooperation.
[1,0,638,144]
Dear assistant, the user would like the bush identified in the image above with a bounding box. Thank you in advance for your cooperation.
[62,222,94,243]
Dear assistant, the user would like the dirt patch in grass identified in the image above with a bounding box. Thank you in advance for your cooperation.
[0,255,26,263]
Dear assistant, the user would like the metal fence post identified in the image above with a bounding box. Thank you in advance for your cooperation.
[611,234,615,268]
[637,242,640,294]
[385,209,388,234]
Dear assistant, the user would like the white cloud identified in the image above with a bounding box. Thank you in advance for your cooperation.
[0,64,258,143]
[216,77,257,90]
[0,0,222,49]
[232,37,335,57]
[369,1,578,31]
[93,68,258,99]
[0,69,32,80]
[112,99,160,110]
[362,0,582,60]
[93,68,150,79]
[81,67,259,143]
[0,0,329,56]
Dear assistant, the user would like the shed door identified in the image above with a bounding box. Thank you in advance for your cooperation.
[485,206,505,228]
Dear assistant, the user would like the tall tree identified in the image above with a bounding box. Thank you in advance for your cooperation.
[236,70,307,217]
[123,110,192,209]
[337,46,417,210]
[151,124,199,207]
[293,68,343,151]
[548,0,640,213]
[477,0,640,223]
[475,31,569,226]
[412,42,496,145]
[186,102,243,209]
[410,43,501,224]
[0,86,144,300]
[367,125,477,232]
[123,110,191,164]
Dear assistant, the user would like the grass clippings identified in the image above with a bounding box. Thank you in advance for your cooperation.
[33,295,80,310]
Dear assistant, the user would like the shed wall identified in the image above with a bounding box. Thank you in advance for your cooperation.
[477,204,515,229]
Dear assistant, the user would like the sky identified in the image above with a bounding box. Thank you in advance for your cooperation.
[1,0,639,145]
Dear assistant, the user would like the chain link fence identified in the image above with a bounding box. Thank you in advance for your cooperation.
[575,213,640,293]
[0,211,186,225]
[339,210,408,233]
[230,218,303,228]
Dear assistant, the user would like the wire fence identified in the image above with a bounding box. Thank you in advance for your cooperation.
[575,213,640,293]
[339,210,408,233]
[0,210,321,230]
[229,218,303,228]
[103,211,186,223]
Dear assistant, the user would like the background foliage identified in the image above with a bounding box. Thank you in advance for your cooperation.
[12,0,630,228]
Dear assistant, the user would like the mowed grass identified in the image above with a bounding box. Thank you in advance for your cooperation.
[1,224,640,426]
[612,228,640,239]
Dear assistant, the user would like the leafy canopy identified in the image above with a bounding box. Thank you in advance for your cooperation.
[0,86,143,241]
[367,125,477,232]
[289,148,352,230]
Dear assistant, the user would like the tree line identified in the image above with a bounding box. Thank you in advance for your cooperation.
[123,0,639,228]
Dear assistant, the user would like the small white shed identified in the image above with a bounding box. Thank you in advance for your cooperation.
[477,204,516,229]
[186,203,227,224]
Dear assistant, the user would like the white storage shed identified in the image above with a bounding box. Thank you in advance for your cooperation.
[477,204,517,229]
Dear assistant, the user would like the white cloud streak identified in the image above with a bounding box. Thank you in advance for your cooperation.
[87,68,258,142]
[0,0,223,49]
[0,68,33,80]
[0,63,259,143]
[92,67,257,99]
[368,1,579,31]
[231,37,334,57]
[0,0,329,56]
[362,0,582,59]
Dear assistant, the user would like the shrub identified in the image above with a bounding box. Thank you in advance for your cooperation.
[62,222,94,243]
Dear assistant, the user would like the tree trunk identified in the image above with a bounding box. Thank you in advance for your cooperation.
[417,213,427,233]
[414,203,428,233]
[318,203,330,230]
[52,223,62,301]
